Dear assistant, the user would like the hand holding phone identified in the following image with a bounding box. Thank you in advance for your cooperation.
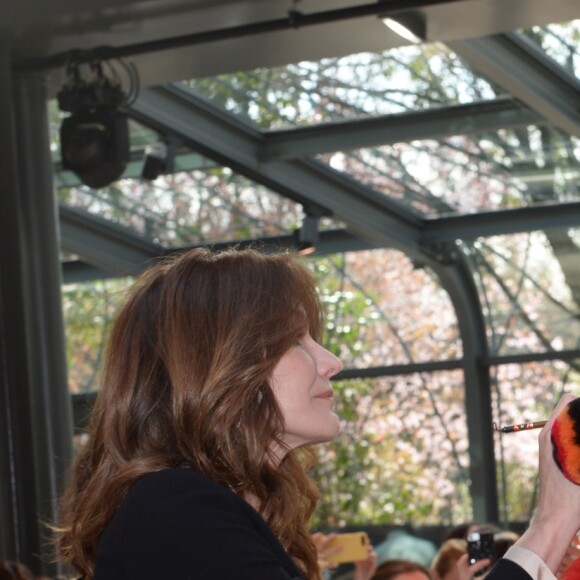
[325,531,370,564]
[467,531,496,577]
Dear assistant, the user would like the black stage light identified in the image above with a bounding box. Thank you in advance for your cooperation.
[60,109,129,189]
[58,60,133,188]
[141,153,166,181]
[141,144,169,181]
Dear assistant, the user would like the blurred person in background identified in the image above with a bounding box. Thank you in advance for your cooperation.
[370,558,431,580]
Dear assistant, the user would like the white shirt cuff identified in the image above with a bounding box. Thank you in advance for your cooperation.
[503,545,556,580]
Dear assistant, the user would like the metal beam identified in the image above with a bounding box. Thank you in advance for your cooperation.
[59,205,163,276]
[129,84,425,259]
[421,201,580,244]
[431,252,499,524]
[61,228,375,283]
[0,63,73,577]
[13,0,465,73]
[260,98,542,161]
[449,32,580,137]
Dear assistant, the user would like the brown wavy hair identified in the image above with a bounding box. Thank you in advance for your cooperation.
[55,247,325,579]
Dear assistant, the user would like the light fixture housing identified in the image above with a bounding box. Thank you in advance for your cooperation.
[60,109,129,189]
[141,141,176,181]
[294,214,320,255]
[58,63,130,188]
[382,12,426,44]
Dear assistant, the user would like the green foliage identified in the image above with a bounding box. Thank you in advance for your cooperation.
[63,278,132,392]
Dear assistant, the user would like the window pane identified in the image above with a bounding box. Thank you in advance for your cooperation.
[63,277,133,393]
[314,371,470,527]
[315,250,461,368]
[467,230,580,356]
[58,169,310,247]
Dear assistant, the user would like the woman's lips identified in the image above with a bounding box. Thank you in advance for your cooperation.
[315,389,334,400]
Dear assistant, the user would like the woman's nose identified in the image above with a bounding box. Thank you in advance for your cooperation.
[318,345,342,378]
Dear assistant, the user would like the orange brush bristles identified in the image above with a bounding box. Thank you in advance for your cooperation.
[551,398,580,485]
[561,555,580,580]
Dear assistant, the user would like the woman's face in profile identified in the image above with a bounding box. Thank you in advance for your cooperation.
[270,333,342,452]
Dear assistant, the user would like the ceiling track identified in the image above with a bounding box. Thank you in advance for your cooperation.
[14,0,463,72]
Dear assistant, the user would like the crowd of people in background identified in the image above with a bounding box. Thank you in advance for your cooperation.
[316,522,580,580]
[3,522,579,579]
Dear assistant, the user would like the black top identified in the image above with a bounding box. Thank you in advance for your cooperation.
[487,557,532,580]
[94,468,304,579]
[94,468,535,580]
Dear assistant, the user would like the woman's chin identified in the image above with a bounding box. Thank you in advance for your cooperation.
[315,415,341,444]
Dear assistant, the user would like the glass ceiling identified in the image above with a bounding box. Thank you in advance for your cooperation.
[54,19,580,360]
[53,16,580,357]
[321,127,580,218]
[175,27,580,220]
[525,20,580,78]
[186,41,498,128]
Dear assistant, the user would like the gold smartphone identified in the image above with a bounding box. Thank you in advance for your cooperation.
[325,531,370,564]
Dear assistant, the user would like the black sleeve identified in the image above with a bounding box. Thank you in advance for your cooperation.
[485,558,533,580]
[94,470,303,580]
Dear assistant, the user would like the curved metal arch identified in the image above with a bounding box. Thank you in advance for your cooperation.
[425,243,499,523]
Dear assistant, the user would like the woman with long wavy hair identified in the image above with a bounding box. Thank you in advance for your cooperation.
[55,247,343,579]
[55,246,580,580]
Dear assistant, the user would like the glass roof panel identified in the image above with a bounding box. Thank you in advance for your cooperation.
[185,42,498,130]
[466,229,580,356]
[522,20,580,79]
[57,169,310,247]
[318,125,580,218]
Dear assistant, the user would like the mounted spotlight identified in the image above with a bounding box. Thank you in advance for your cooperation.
[141,141,175,181]
[58,59,135,188]
[381,12,426,44]
[294,212,320,255]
